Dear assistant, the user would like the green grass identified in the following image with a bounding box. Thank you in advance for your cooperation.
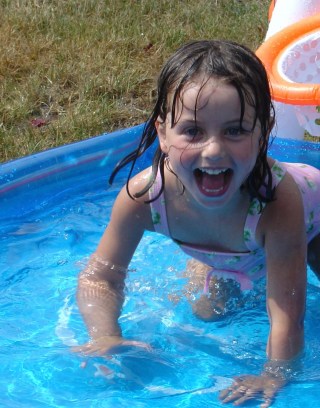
[0,0,270,162]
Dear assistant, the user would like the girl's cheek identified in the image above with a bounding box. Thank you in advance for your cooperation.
[178,147,198,162]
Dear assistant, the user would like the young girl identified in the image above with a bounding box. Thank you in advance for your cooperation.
[75,40,320,407]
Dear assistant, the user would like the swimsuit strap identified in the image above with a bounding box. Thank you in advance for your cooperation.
[244,160,287,251]
[149,169,171,236]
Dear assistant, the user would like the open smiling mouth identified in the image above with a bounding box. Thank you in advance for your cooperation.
[194,168,233,197]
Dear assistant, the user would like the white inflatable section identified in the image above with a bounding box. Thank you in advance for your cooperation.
[276,31,320,138]
[273,102,305,140]
[266,0,320,38]
[296,105,320,137]
[277,31,320,85]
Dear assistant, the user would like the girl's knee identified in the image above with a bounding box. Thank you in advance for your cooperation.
[186,259,211,276]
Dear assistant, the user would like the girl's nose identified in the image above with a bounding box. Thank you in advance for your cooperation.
[200,139,225,160]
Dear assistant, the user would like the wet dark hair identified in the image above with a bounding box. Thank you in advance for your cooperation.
[109,39,275,206]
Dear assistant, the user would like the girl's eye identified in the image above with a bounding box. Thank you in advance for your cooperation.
[185,127,201,138]
[225,127,249,137]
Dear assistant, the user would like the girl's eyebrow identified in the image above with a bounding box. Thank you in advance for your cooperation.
[225,117,254,126]
[223,119,241,124]
[176,117,253,126]
[177,118,197,124]
[175,112,256,126]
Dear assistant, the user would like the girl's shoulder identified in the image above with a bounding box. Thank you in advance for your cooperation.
[257,158,306,244]
[265,158,305,213]
[127,166,153,202]
[112,167,154,231]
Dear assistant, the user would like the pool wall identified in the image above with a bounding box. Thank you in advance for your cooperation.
[0,124,147,220]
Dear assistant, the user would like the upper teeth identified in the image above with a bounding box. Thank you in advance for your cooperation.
[200,168,226,175]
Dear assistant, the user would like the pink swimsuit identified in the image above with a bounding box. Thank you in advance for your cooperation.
[149,161,320,290]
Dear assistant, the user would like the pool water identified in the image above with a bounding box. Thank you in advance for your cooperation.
[1,130,320,407]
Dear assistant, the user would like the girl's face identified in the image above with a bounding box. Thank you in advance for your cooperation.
[156,78,261,210]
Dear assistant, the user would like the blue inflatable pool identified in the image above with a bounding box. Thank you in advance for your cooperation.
[1,126,320,408]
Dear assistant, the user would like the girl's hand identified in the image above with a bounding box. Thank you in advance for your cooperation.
[219,374,286,408]
[72,335,152,356]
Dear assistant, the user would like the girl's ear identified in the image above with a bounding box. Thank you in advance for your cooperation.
[155,119,169,153]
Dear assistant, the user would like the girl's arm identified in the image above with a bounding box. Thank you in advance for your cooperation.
[264,174,307,363]
[220,174,307,407]
[76,171,153,350]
